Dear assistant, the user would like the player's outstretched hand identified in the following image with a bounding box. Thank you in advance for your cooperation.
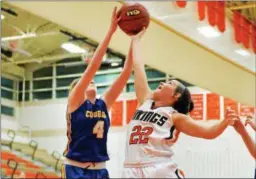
[131,27,146,42]
[109,7,121,34]
[245,115,256,131]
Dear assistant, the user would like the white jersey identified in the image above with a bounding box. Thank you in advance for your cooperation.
[124,99,180,168]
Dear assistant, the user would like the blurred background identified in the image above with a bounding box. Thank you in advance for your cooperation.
[1,1,255,178]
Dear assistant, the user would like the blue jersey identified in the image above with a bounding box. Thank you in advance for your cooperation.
[63,98,110,163]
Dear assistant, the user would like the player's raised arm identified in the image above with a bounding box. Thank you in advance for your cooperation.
[102,40,133,111]
[132,29,152,106]
[67,7,119,113]
[233,118,256,160]
[172,109,239,139]
[245,115,256,131]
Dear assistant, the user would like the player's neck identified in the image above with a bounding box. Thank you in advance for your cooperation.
[152,100,166,109]
[86,95,96,104]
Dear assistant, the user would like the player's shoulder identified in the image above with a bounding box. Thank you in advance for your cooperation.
[96,98,109,111]
[158,105,176,114]
[139,98,153,107]
[67,99,87,115]
[171,112,188,124]
[96,98,105,104]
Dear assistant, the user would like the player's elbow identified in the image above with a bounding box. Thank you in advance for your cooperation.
[200,130,219,140]
[202,134,216,140]
[187,131,216,139]
[193,132,214,139]
[252,153,256,160]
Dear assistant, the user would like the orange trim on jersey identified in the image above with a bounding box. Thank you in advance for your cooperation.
[178,169,185,178]
[175,168,185,179]
[61,165,66,179]
[63,112,72,156]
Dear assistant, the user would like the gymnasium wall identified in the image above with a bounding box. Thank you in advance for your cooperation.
[1,99,31,144]
[16,87,255,178]
[1,116,19,130]
[1,75,20,130]
[1,99,20,130]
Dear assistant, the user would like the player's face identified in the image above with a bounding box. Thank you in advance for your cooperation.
[86,81,97,96]
[156,80,176,96]
[154,80,181,104]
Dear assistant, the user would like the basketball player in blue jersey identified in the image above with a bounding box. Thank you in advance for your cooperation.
[61,7,134,179]
[233,115,256,178]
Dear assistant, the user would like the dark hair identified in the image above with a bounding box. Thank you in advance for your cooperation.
[172,86,194,115]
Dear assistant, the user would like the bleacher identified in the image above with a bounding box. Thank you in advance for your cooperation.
[1,130,63,178]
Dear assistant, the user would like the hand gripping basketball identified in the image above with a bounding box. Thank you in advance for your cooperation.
[131,27,146,41]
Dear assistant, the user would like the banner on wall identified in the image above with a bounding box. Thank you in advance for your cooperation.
[206,93,220,120]
[240,104,255,117]
[110,101,123,127]
[224,97,238,113]
[126,99,138,124]
[175,0,187,8]
[197,1,206,21]
[190,94,204,120]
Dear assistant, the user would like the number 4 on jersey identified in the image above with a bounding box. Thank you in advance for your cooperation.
[129,125,153,144]
[93,121,104,138]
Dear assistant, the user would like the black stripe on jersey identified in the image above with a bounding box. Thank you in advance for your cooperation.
[175,169,182,179]
[175,169,185,179]
[166,126,175,139]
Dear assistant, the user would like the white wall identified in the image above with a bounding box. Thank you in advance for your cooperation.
[1,99,20,130]
[17,90,255,178]
[1,99,31,143]
[173,127,255,178]
[19,99,68,130]
[1,115,19,130]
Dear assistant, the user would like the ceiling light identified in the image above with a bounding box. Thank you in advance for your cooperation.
[61,42,87,54]
[2,33,36,42]
[111,62,119,67]
[197,26,221,38]
[1,14,4,20]
[235,49,251,57]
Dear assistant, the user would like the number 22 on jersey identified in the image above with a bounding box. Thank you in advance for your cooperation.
[129,125,153,144]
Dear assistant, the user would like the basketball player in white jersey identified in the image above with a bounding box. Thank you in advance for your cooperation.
[122,29,239,178]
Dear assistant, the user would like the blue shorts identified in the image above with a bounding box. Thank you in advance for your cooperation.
[61,164,109,179]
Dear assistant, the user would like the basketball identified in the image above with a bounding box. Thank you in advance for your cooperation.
[117,3,150,36]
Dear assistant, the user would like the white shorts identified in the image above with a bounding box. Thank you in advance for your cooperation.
[122,162,185,178]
